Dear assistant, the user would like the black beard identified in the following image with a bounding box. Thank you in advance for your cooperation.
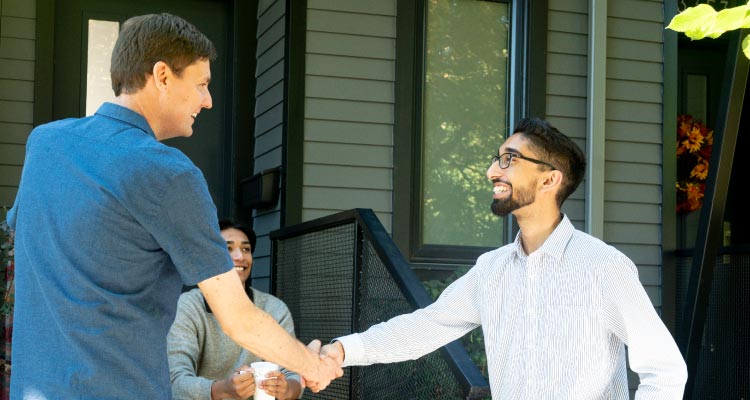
[490,184,536,216]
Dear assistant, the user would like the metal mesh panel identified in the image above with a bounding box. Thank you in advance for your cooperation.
[351,239,466,400]
[676,252,750,399]
[275,223,356,399]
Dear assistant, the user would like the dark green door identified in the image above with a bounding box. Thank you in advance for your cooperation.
[52,0,234,215]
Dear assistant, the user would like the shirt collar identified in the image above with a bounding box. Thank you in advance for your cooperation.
[95,102,157,139]
[511,214,574,262]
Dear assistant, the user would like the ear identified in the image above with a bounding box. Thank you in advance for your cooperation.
[152,61,170,91]
[539,169,563,194]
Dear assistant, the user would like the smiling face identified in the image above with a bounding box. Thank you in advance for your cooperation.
[221,227,253,285]
[486,134,549,217]
[156,59,213,140]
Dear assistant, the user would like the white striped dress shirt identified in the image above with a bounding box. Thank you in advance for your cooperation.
[337,214,687,399]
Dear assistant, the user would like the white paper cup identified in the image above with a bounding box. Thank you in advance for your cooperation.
[251,361,279,400]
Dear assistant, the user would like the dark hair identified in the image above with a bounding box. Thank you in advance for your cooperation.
[110,13,217,96]
[511,117,587,206]
[218,219,257,253]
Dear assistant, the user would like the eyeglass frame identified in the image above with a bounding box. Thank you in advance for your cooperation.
[490,152,557,171]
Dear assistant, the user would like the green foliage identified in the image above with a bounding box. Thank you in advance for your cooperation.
[0,215,13,317]
[667,2,750,58]
[423,266,488,379]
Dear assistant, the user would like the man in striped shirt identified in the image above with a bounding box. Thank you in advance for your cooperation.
[322,117,687,399]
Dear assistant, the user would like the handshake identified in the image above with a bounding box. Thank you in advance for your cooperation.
[302,339,347,393]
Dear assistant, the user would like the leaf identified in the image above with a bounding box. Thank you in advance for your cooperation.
[707,5,750,38]
[667,4,718,39]
[743,33,750,60]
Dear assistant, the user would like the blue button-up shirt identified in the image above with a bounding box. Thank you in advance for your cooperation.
[7,103,232,399]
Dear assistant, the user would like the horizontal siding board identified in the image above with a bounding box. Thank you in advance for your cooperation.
[257,0,284,35]
[545,95,587,119]
[0,59,34,80]
[302,186,391,212]
[307,9,395,37]
[607,79,661,103]
[605,141,660,164]
[549,0,587,14]
[603,222,660,245]
[607,59,662,82]
[548,75,587,97]
[255,81,284,116]
[0,143,24,165]
[254,147,282,170]
[0,37,34,61]
[608,17,664,42]
[546,53,587,76]
[608,38,662,63]
[306,75,393,103]
[617,243,663,266]
[604,202,660,223]
[548,10,587,35]
[254,125,282,156]
[307,31,395,59]
[257,17,284,57]
[605,162,661,185]
[256,43,284,79]
[255,102,284,134]
[0,187,18,208]
[304,119,392,146]
[1,16,35,39]
[0,100,32,123]
[303,164,392,189]
[547,31,587,55]
[258,0,276,17]
[604,182,662,203]
[307,54,394,80]
[2,0,35,18]
[605,120,662,143]
[308,0,396,16]
[0,79,33,101]
[303,208,392,232]
[252,257,271,278]
[253,211,281,236]
[0,122,32,144]
[305,98,393,124]
[607,99,662,123]
[546,116,587,140]
[609,0,663,23]
[304,142,392,167]
[0,165,22,185]
[635,265,661,287]
[256,61,283,96]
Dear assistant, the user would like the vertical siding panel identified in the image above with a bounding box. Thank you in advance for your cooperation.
[302,0,396,231]
[0,0,36,209]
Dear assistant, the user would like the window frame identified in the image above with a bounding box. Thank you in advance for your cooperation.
[392,0,548,266]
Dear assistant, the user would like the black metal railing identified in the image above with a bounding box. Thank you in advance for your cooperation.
[270,209,490,400]
[675,245,750,399]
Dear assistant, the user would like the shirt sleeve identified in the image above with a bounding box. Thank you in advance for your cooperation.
[338,265,482,367]
[600,252,688,399]
[167,293,215,400]
[145,170,232,286]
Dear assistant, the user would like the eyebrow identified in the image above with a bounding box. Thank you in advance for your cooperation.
[500,146,523,155]
[225,240,250,245]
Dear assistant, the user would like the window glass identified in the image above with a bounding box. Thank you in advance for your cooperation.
[86,19,119,116]
[422,0,510,247]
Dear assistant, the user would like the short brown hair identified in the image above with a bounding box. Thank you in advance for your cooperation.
[110,13,217,96]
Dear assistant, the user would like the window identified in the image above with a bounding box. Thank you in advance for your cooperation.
[85,19,119,116]
[394,0,545,265]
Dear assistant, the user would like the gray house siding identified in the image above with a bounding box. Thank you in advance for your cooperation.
[301,0,396,232]
[251,0,287,289]
[0,0,35,210]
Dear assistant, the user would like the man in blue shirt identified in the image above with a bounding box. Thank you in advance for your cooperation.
[7,13,340,399]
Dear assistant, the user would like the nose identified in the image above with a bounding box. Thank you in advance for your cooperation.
[487,160,501,180]
[230,248,243,260]
[203,90,213,110]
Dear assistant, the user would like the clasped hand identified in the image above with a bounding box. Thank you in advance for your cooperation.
[302,339,345,393]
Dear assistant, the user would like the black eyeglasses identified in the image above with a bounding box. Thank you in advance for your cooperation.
[490,152,557,170]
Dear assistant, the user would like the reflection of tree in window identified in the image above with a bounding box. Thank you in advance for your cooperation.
[422,0,510,247]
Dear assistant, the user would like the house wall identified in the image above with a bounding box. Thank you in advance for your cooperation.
[252,0,287,289]
[300,0,396,232]
[0,0,35,211]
